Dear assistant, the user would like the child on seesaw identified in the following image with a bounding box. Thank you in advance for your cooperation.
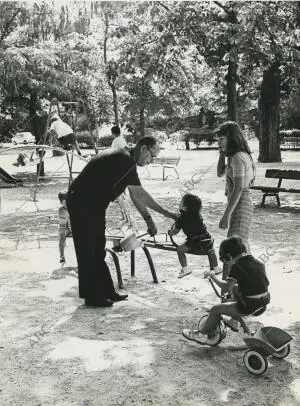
[168,193,218,278]
[182,236,270,344]
[58,192,72,265]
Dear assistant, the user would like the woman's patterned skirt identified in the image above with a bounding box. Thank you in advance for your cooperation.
[227,191,253,252]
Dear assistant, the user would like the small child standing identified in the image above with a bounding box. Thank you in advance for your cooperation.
[168,193,218,278]
[58,192,71,264]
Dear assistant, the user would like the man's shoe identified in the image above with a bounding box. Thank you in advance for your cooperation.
[109,292,128,302]
[84,298,114,307]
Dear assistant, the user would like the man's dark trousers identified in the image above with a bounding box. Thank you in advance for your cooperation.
[67,196,115,301]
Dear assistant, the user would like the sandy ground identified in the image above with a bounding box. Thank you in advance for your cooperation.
[0,141,300,406]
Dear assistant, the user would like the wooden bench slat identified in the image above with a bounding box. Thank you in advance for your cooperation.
[266,169,300,180]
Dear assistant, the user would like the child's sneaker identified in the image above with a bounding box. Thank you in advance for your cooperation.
[182,329,208,345]
[178,267,192,278]
[60,256,66,264]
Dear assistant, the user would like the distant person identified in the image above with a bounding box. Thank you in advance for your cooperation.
[216,121,255,287]
[49,113,81,155]
[111,125,127,150]
[168,193,218,278]
[67,136,177,308]
[58,192,72,265]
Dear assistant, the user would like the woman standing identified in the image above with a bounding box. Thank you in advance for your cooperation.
[217,121,255,280]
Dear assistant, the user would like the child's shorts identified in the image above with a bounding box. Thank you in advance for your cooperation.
[58,133,76,149]
[186,237,214,253]
[237,292,271,316]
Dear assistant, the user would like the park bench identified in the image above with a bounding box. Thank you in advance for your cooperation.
[281,137,300,150]
[149,156,180,180]
[250,169,300,207]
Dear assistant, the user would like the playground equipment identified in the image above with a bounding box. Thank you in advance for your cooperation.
[36,98,97,189]
[0,166,23,186]
[182,274,293,376]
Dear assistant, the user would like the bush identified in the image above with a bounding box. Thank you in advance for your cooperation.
[76,130,96,148]
[144,128,168,144]
[280,129,300,137]
[97,135,114,148]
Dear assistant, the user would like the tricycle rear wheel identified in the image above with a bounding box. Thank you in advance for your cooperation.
[272,344,290,359]
[243,350,268,375]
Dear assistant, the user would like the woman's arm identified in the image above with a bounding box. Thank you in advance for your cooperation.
[217,151,226,177]
[222,177,243,219]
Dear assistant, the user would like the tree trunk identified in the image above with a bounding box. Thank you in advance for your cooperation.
[139,106,145,137]
[29,91,39,142]
[110,83,119,126]
[258,62,281,162]
[226,60,238,121]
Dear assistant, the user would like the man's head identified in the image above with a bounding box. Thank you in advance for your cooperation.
[219,235,247,263]
[133,136,160,166]
[111,126,121,138]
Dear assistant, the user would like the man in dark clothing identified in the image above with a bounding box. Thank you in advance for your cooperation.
[67,136,177,307]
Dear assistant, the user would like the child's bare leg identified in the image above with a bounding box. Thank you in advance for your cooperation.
[199,302,241,334]
[73,140,81,156]
[59,231,67,261]
[177,243,189,268]
[177,243,192,278]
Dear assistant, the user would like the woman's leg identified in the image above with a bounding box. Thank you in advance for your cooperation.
[199,302,242,334]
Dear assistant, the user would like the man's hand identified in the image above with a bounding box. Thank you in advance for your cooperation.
[163,210,178,220]
[146,216,157,236]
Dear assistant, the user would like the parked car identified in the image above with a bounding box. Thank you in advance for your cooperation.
[11,132,35,145]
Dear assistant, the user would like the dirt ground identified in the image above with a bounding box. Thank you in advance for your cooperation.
[0,141,300,406]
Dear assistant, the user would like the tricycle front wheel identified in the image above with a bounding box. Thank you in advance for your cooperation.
[197,314,225,346]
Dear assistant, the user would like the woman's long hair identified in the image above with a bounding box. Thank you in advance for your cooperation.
[218,121,256,184]
[218,121,251,156]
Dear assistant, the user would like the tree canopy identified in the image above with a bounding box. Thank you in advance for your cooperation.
[1,1,300,160]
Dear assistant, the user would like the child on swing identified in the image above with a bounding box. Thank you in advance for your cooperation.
[49,113,81,156]
[58,192,72,264]
[182,236,270,344]
[168,193,218,278]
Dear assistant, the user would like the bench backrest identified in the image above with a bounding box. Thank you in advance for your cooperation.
[265,169,300,180]
[152,157,180,165]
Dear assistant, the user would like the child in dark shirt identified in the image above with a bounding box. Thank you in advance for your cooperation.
[182,236,270,344]
[168,193,218,278]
